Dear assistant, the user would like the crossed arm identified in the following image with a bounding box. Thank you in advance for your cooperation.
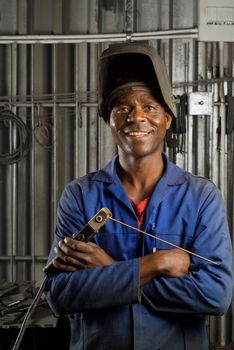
[52,237,190,286]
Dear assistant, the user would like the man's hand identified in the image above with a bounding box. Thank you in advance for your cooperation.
[140,249,190,286]
[52,237,116,272]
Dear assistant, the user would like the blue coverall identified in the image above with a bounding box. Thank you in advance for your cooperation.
[45,154,233,350]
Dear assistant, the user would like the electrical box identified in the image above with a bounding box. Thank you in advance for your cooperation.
[198,0,234,42]
[188,92,213,116]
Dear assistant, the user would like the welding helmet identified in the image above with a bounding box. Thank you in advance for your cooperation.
[98,42,176,122]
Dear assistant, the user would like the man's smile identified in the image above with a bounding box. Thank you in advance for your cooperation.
[123,131,153,139]
[122,126,155,138]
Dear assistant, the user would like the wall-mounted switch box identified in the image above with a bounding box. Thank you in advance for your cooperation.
[198,0,234,42]
[188,92,213,115]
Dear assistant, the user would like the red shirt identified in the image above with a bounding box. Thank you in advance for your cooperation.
[130,197,150,227]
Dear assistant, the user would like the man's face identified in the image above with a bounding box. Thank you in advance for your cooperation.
[108,90,172,159]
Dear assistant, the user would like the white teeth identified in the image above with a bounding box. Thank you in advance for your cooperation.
[127,131,148,136]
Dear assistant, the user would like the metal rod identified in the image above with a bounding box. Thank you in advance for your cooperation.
[132,28,199,36]
[0,28,198,44]
[110,217,219,265]
[0,100,229,109]
[11,44,18,281]
[75,43,79,178]
[6,44,13,280]
[30,45,36,281]
[0,102,98,108]
[0,256,48,261]
[212,42,219,186]
[133,34,198,40]
[77,43,88,176]
[0,100,230,109]
[219,42,227,201]
[185,41,193,174]
[52,44,58,236]
[125,0,134,32]
[218,41,228,348]
[7,44,17,282]
[0,77,233,105]
[89,43,98,172]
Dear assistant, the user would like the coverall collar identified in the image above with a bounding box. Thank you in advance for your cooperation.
[93,152,187,187]
[92,153,187,225]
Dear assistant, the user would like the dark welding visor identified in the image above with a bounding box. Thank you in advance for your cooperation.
[98,42,176,122]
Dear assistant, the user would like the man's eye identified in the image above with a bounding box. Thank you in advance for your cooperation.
[116,106,130,114]
[144,105,156,112]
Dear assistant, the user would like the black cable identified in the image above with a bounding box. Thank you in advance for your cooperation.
[12,276,48,350]
[0,109,30,165]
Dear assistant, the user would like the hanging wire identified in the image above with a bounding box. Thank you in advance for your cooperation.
[0,109,30,165]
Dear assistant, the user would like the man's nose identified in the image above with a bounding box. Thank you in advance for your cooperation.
[126,106,146,122]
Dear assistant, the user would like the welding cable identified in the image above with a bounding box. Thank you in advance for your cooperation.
[12,276,48,350]
[0,109,30,165]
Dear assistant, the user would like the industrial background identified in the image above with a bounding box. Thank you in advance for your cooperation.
[0,0,233,349]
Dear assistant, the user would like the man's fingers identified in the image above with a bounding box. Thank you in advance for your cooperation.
[52,257,77,272]
[58,239,81,257]
[54,246,87,270]
[62,237,96,253]
[55,245,70,262]
[54,238,115,270]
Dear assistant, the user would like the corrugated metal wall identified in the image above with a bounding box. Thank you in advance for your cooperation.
[0,0,233,348]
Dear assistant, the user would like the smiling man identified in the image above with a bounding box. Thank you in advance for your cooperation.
[108,87,172,206]
[45,43,233,350]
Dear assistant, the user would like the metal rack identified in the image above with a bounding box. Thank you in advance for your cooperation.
[0,0,233,348]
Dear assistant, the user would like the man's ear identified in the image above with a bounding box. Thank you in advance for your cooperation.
[165,112,172,130]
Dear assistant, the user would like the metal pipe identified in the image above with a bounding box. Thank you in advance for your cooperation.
[133,34,198,41]
[18,42,28,281]
[219,41,227,201]
[0,28,198,44]
[88,0,99,172]
[0,100,229,109]
[0,256,48,261]
[88,44,98,172]
[132,28,199,36]
[185,42,193,174]
[211,43,219,186]
[0,102,98,107]
[207,43,213,182]
[52,44,58,236]
[5,44,13,281]
[30,45,36,281]
[75,43,79,178]
[6,44,18,281]
[78,62,88,176]
[218,41,227,348]
[125,0,134,32]
[11,44,18,281]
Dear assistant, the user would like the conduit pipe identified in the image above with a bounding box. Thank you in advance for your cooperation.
[218,41,228,348]
[0,28,198,44]
[30,45,36,281]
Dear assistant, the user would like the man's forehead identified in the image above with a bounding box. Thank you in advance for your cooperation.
[112,89,163,106]
[107,81,162,105]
